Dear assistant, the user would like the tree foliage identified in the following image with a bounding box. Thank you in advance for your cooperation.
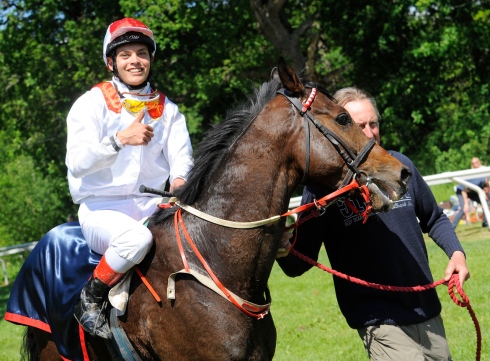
[316,1,490,171]
[1,0,489,245]
[0,155,65,245]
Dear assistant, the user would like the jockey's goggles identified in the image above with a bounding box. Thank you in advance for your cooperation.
[121,91,160,115]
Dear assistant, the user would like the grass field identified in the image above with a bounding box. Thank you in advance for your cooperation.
[1,223,489,360]
[270,222,490,361]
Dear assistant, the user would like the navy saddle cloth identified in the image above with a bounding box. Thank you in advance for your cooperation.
[5,222,101,361]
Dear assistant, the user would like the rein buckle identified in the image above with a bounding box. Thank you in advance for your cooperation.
[313,199,328,216]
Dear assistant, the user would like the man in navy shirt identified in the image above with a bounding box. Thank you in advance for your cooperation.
[277,87,470,361]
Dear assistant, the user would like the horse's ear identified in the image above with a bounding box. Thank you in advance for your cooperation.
[277,57,304,96]
[270,67,279,83]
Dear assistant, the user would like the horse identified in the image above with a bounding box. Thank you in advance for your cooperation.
[17,58,411,360]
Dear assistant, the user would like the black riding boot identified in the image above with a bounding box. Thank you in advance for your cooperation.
[74,277,112,339]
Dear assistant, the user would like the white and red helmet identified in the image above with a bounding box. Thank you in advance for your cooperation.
[103,18,157,66]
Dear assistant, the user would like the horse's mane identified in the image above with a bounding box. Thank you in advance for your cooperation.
[173,78,283,205]
[149,73,333,226]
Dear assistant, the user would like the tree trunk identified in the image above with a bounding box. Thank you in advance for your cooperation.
[250,0,314,74]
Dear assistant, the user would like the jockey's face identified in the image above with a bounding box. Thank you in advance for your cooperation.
[108,43,151,87]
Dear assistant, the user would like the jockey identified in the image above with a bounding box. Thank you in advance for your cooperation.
[66,18,193,339]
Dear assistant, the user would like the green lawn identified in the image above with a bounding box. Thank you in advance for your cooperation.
[1,223,489,360]
[0,253,28,361]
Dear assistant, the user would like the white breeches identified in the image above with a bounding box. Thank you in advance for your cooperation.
[78,197,159,273]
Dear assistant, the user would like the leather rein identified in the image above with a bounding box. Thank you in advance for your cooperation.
[158,88,376,319]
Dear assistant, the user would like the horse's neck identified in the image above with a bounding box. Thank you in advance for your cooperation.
[188,126,295,300]
[198,125,294,225]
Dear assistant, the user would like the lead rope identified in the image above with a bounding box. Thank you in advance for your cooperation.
[291,214,481,361]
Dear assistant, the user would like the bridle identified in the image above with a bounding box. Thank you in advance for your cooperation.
[276,88,376,188]
[151,86,378,226]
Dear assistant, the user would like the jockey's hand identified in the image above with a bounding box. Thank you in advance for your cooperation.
[116,111,154,146]
[170,178,186,193]
[276,231,293,259]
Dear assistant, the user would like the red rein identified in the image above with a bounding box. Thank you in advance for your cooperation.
[283,178,369,221]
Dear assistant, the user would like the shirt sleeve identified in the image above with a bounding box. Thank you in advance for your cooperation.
[65,90,119,178]
[163,102,194,182]
[395,152,465,259]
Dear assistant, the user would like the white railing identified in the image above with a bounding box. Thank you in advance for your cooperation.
[289,167,490,229]
[0,241,38,285]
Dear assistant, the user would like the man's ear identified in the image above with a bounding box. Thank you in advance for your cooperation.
[107,57,114,72]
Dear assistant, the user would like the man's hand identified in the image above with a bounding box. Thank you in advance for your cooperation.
[116,111,154,146]
[445,250,470,288]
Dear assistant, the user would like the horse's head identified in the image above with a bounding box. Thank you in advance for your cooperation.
[273,58,411,212]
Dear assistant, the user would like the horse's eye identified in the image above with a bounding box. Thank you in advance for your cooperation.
[336,113,351,126]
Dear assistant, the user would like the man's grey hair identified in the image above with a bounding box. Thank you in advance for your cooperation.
[333,87,381,121]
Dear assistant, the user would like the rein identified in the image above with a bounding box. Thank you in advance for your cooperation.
[153,177,369,320]
[160,177,369,229]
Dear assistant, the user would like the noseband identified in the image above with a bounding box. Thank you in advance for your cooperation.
[277,88,376,187]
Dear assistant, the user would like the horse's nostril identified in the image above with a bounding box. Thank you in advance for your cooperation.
[401,168,412,184]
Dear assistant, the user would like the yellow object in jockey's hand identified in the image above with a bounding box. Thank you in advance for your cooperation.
[276,231,293,259]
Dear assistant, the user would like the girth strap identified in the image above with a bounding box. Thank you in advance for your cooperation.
[108,307,143,361]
